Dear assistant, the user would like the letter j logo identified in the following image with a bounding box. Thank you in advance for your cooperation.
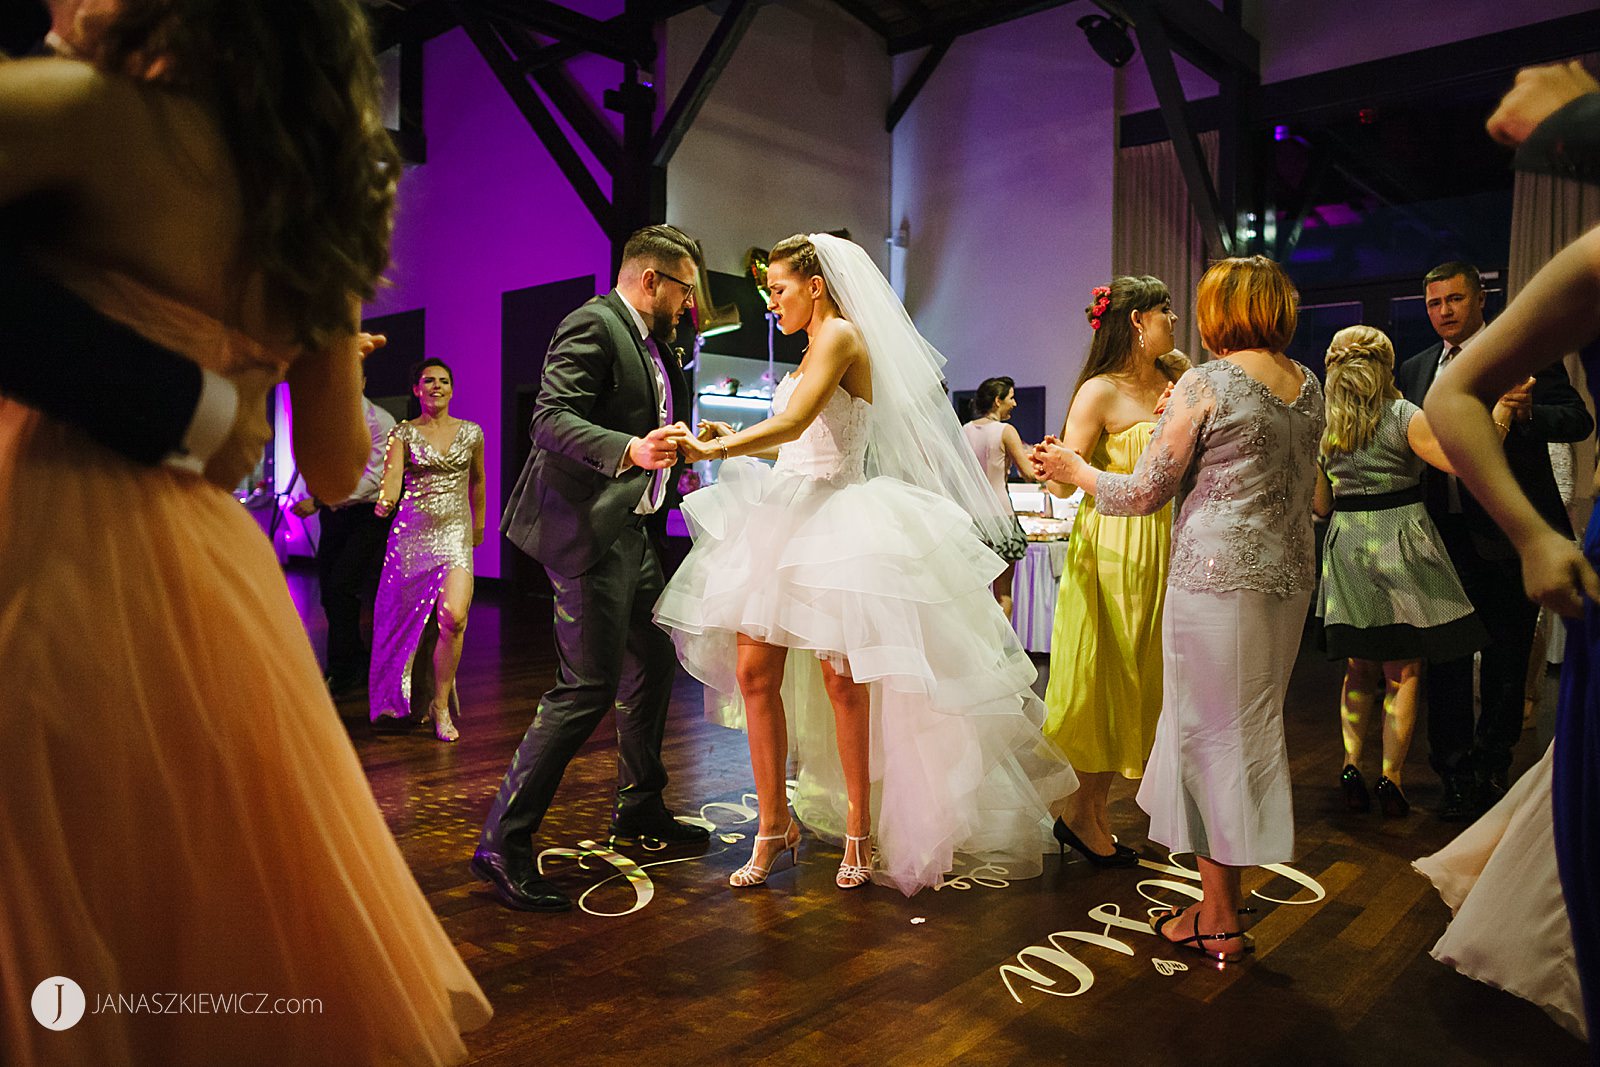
[31,977,86,1030]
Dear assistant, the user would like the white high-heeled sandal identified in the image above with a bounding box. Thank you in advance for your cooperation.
[729,821,800,888]
[836,834,873,890]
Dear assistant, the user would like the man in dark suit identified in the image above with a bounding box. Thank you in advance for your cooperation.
[1396,260,1594,820]
[473,224,709,912]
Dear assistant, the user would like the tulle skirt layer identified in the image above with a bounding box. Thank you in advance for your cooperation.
[1414,744,1586,1040]
[655,459,1077,895]
[0,402,490,1066]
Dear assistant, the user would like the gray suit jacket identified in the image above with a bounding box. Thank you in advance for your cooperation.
[501,290,687,578]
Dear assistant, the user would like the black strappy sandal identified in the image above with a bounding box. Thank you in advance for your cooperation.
[1151,904,1256,963]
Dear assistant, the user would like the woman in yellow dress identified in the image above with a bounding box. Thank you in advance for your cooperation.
[1041,277,1182,867]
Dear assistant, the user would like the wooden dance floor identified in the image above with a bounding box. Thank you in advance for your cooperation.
[289,570,1584,1066]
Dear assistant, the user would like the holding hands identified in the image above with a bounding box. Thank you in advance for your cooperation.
[628,424,683,470]
[1030,435,1092,489]
[663,419,735,464]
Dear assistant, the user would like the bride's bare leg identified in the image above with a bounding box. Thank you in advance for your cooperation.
[820,658,871,837]
[994,562,1016,619]
[735,636,792,837]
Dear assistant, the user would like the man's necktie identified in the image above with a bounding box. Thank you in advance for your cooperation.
[1439,344,1464,514]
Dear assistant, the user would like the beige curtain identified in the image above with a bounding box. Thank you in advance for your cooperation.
[1507,56,1600,519]
[1112,130,1219,364]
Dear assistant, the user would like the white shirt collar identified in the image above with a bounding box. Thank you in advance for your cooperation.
[1438,322,1485,363]
[619,293,652,344]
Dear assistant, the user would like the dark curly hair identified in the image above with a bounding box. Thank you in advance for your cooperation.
[410,358,454,386]
[86,0,400,352]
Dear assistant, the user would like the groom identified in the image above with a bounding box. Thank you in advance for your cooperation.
[473,224,709,912]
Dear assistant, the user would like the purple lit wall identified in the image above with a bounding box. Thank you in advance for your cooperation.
[361,25,621,579]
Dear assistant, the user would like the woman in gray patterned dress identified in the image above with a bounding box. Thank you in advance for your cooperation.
[370,359,486,741]
[1035,256,1323,963]
[1313,326,1501,817]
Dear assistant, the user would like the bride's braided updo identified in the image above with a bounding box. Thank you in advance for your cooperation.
[769,234,822,279]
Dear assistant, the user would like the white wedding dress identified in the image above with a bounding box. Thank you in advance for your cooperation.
[655,373,1076,895]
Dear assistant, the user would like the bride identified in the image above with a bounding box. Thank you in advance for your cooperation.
[655,233,1075,895]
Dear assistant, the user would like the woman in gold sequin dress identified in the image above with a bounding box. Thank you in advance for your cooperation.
[369,359,486,741]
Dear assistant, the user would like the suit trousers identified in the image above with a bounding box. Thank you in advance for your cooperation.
[1426,516,1538,782]
[317,504,392,683]
[478,517,677,863]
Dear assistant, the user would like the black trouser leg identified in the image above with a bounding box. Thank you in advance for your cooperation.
[318,506,391,682]
[612,533,677,821]
[478,523,660,863]
[1467,558,1539,778]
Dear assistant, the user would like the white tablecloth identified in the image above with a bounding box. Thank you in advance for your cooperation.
[1010,539,1070,653]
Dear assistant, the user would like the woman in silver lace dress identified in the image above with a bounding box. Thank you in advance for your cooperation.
[1036,256,1324,963]
[370,359,486,741]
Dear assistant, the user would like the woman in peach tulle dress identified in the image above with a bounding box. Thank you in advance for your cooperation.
[0,4,489,1065]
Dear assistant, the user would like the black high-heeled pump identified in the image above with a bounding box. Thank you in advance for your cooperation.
[1340,764,1371,812]
[1053,818,1140,869]
[1374,775,1410,817]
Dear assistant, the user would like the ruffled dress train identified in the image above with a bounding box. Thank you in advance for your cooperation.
[654,376,1075,894]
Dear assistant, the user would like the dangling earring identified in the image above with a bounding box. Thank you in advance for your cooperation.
[1136,323,1146,353]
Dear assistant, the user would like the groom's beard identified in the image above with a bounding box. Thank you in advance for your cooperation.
[649,315,678,347]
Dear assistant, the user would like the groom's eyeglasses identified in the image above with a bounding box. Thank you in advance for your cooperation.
[655,270,696,307]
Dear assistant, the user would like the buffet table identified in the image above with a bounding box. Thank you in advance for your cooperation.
[1010,539,1071,653]
[1007,499,1078,654]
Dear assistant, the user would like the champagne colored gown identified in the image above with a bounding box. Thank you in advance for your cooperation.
[0,268,490,1066]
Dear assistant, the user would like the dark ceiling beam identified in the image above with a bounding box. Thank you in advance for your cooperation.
[458,9,615,236]
[829,0,894,39]
[888,0,1073,54]
[395,37,429,164]
[652,0,760,167]
[371,0,460,54]
[470,0,655,67]
[886,38,951,133]
[1146,0,1257,80]
[1126,1,1230,255]
[516,0,705,72]
[497,22,624,173]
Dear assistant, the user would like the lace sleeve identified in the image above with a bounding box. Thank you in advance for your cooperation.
[1095,369,1215,516]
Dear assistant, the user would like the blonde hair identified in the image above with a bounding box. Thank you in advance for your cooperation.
[1322,325,1400,455]
[1196,256,1298,355]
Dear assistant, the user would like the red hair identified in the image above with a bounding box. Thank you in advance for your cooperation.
[1196,256,1298,355]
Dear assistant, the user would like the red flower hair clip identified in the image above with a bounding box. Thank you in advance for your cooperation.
[1089,285,1112,330]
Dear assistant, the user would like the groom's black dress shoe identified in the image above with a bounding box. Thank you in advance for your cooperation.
[470,850,572,912]
[608,808,711,847]
[1438,776,1478,822]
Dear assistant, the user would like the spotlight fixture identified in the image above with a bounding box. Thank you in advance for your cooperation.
[1078,14,1136,69]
